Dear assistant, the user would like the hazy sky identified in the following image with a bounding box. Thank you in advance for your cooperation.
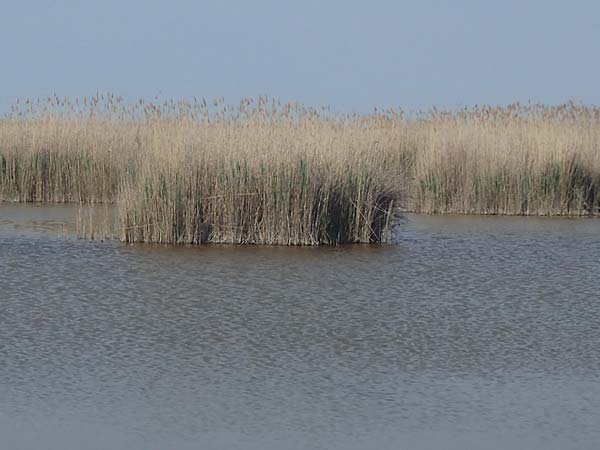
[2,0,599,113]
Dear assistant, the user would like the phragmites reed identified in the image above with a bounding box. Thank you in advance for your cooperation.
[116,118,400,245]
[0,95,402,244]
[0,95,599,245]
[409,102,600,215]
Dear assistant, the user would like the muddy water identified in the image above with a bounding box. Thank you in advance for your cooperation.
[1,205,599,450]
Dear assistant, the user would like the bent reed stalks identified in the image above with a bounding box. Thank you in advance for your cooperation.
[1,95,599,244]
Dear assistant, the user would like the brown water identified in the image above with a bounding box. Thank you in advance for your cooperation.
[1,205,599,450]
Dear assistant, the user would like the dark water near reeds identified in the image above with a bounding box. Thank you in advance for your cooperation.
[1,205,599,450]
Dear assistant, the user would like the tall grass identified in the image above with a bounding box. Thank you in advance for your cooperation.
[1,96,599,245]
[1,95,400,244]
[117,120,399,244]
[410,104,600,215]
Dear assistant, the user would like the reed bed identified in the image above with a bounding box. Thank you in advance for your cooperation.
[410,104,600,215]
[1,95,599,245]
[117,119,400,245]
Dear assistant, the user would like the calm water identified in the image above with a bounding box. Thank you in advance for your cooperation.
[1,205,599,450]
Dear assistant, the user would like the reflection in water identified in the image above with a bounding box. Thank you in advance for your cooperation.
[1,205,599,450]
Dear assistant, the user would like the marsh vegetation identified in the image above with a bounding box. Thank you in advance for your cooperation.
[1,95,599,244]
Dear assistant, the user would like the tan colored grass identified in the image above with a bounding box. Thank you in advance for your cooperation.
[0,96,599,245]
[409,105,600,214]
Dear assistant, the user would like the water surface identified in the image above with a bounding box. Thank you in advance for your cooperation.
[1,205,599,450]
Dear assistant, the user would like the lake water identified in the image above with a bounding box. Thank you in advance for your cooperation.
[1,205,599,450]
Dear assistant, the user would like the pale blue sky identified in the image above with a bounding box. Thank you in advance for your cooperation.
[1,0,599,113]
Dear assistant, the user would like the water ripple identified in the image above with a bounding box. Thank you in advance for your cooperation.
[1,209,599,450]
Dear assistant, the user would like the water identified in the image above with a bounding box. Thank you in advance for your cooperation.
[1,205,599,450]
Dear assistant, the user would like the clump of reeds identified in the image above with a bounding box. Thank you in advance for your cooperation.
[116,116,401,245]
[1,96,599,246]
[0,95,137,203]
[1,95,402,244]
[118,159,397,245]
[408,102,600,215]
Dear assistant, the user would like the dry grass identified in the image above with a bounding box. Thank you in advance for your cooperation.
[117,119,400,245]
[1,96,599,244]
[409,104,600,215]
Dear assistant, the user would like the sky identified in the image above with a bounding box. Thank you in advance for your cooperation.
[1,0,600,113]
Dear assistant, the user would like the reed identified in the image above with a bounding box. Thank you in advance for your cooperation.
[116,120,400,244]
[409,103,600,215]
[1,95,401,244]
[1,96,599,245]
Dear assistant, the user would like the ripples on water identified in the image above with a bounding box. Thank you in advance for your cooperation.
[1,206,599,450]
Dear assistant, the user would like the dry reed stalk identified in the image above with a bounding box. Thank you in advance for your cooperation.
[1,97,599,245]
